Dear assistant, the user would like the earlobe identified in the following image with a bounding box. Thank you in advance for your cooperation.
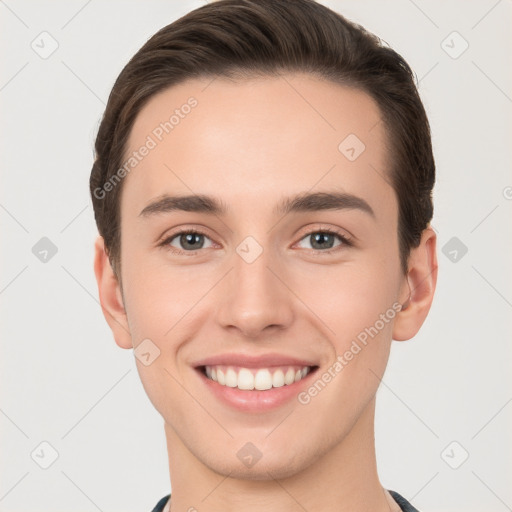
[392,227,438,341]
[93,236,133,349]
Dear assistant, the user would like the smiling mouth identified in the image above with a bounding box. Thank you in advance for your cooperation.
[198,364,319,391]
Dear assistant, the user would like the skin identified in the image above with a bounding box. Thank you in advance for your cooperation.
[94,73,437,512]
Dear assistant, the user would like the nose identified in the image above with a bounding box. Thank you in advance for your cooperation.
[215,241,294,339]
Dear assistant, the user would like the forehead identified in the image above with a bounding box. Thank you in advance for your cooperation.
[121,73,395,222]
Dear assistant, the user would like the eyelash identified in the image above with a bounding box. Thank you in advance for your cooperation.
[158,227,353,256]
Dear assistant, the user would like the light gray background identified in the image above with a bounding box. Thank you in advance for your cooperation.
[1,1,511,511]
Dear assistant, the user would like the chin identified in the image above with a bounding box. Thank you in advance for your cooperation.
[212,461,303,481]
[203,446,319,482]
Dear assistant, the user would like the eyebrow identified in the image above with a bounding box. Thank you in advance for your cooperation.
[139,191,375,218]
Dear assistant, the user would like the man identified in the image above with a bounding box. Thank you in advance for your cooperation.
[90,1,437,510]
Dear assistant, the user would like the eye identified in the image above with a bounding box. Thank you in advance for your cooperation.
[160,229,214,254]
[295,228,352,253]
[159,226,352,256]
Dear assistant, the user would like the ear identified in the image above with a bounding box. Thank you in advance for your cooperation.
[393,227,438,341]
[93,235,133,349]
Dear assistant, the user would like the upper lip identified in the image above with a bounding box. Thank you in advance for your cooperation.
[193,353,318,369]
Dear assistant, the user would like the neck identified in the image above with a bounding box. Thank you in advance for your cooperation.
[164,397,400,512]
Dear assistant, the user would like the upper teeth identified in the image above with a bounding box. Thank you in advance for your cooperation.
[204,365,311,390]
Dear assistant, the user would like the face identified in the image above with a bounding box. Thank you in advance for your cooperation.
[110,73,412,479]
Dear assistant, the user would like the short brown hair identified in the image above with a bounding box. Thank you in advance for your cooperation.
[90,0,435,277]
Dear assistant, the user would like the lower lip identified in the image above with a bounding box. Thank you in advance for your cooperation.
[196,367,318,412]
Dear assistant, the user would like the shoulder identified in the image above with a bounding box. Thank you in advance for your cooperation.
[150,493,171,512]
[388,489,421,512]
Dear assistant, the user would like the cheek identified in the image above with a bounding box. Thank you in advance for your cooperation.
[331,264,401,385]
[296,251,400,335]
[120,244,203,340]
[120,254,205,412]
[294,270,399,425]
[290,250,401,396]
